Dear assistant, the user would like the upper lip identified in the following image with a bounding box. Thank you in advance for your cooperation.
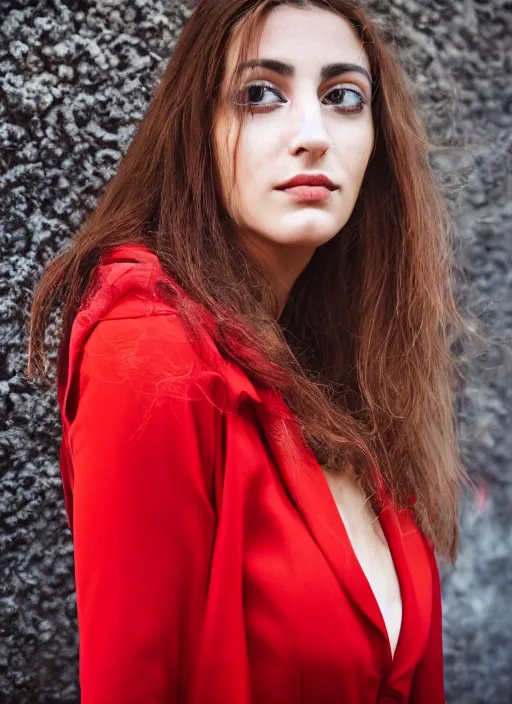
[275,173,338,191]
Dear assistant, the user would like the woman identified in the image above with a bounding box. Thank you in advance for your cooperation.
[27,1,475,702]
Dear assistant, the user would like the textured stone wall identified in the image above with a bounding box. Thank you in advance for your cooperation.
[1,1,510,702]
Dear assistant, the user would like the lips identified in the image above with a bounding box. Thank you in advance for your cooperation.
[275,173,338,191]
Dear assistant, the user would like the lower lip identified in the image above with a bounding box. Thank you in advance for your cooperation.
[278,185,334,201]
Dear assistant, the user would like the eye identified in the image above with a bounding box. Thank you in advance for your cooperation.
[322,86,367,113]
[236,81,367,114]
[240,81,283,108]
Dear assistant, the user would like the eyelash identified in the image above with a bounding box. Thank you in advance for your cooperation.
[238,80,368,114]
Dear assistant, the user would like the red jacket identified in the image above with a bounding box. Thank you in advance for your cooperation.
[57,243,445,704]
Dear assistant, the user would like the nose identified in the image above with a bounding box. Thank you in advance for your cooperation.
[288,98,331,158]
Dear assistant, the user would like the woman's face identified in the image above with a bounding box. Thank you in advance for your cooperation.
[214,5,374,280]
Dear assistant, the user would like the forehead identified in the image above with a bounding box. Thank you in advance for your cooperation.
[226,5,371,77]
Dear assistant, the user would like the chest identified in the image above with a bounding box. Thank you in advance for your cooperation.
[322,469,403,658]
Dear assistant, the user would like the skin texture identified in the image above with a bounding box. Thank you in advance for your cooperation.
[214,5,375,313]
[214,5,402,656]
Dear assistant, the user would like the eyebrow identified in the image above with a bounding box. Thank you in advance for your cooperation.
[236,58,372,87]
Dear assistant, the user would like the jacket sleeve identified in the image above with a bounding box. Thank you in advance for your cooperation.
[67,315,219,703]
[409,541,446,703]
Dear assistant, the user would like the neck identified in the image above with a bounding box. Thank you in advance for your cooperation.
[240,230,316,319]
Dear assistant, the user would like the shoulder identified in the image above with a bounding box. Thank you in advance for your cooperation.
[71,315,223,465]
[81,314,206,396]
[83,311,200,376]
[58,244,263,428]
[81,243,218,373]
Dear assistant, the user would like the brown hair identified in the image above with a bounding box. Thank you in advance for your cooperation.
[27,0,480,560]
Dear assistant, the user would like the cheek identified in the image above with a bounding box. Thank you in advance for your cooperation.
[236,119,279,183]
[214,120,264,223]
[338,121,374,185]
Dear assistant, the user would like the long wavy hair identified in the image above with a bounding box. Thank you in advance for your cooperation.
[27,0,478,560]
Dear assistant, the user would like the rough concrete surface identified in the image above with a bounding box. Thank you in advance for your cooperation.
[0,0,510,702]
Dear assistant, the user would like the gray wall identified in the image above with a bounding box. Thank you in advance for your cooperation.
[1,0,510,702]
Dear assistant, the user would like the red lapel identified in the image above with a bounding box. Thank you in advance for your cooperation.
[253,387,432,682]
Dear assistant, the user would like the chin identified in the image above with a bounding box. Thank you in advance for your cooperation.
[270,223,341,248]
